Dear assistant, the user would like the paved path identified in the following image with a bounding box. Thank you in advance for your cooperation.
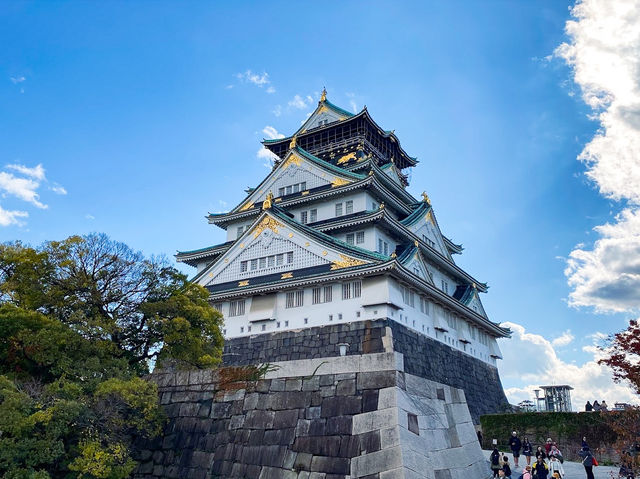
[483,450,620,479]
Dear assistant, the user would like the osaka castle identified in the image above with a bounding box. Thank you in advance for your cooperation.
[177,89,508,366]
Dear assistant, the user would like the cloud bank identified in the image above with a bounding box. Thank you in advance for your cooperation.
[499,322,637,408]
[556,0,640,312]
[0,163,65,227]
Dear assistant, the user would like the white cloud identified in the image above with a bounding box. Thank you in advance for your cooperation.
[10,76,25,84]
[551,330,575,347]
[235,70,273,92]
[262,126,284,140]
[6,163,45,181]
[0,163,65,226]
[272,105,282,117]
[85,214,95,220]
[51,184,67,195]
[499,321,637,408]
[346,92,358,113]
[0,205,28,226]
[556,0,640,312]
[0,171,47,209]
[288,94,309,110]
[565,209,640,312]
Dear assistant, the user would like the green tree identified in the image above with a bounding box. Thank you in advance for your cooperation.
[0,234,223,478]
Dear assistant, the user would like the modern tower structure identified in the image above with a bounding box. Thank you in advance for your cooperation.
[177,89,509,367]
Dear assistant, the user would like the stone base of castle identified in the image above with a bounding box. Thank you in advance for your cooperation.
[134,330,496,478]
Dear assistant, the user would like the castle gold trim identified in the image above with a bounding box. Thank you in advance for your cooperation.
[330,254,367,270]
[253,216,282,238]
[331,177,351,188]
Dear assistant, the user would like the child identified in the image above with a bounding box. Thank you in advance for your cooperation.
[533,456,549,479]
[502,455,512,479]
[548,456,564,478]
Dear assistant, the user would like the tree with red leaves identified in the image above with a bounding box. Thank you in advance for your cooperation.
[599,319,640,395]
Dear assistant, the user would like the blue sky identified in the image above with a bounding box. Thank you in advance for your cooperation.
[2,1,639,407]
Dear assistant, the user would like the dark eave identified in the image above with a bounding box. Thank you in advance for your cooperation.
[263,107,418,170]
[176,241,234,267]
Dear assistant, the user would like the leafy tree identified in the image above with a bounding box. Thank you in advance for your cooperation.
[599,319,640,395]
[599,320,640,451]
[0,234,223,478]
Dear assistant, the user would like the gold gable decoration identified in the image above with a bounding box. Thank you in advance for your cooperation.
[282,153,302,169]
[330,254,367,270]
[331,177,351,188]
[253,216,282,238]
[263,192,274,209]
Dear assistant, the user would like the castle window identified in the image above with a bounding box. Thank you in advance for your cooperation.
[342,280,361,299]
[229,299,245,317]
[278,187,285,196]
[346,233,354,245]
[345,200,353,214]
[285,320,289,326]
[356,231,365,244]
[310,209,317,222]
[276,254,284,266]
[267,256,275,267]
[241,261,248,273]
[301,211,308,224]
[312,285,332,304]
[329,314,333,321]
[247,325,251,332]
[423,235,435,248]
[261,324,266,331]
[259,257,266,269]
[287,252,294,264]
[286,290,304,308]
[237,226,244,239]
[250,259,258,271]
[240,326,244,333]
[304,318,308,324]
[335,203,343,216]
[441,280,449,294]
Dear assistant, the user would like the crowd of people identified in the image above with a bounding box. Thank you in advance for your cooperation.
[584,400,609,412]
[488,432,628,479]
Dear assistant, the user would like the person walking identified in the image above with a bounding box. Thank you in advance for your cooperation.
[544,438,553,457]
[585,400,593,411]
[579,446,595,479]
[592,400,601,411]
[548,456,565,478]
[490,447,502,478]
[600,400,608,411]
[509,431,522,468]
[522,437,533,466]
[549,444,563,463]
[532,456,549,479]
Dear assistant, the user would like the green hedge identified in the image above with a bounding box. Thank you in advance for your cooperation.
[480,412,617,452]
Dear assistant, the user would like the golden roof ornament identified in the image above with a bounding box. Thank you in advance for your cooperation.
[263,191,274,209]
[320,87,327,102]
[289,136,297,149]
[391,252,397,258]
[379,202,385,210]
[414,240,419,247]
[421,191,431,204]
[472,282,477,290]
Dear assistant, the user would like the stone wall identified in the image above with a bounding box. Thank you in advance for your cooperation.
[134,353,490,479]
[222,320,509,423]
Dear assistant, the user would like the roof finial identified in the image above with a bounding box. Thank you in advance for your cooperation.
[289,135,297,149]
[414,240,419,247]
[391,251,397,258]
[379,202,385,210]
[320,87,327,102]
[263,191,274,209]
[421,191,431,204]
[472,282,477,290]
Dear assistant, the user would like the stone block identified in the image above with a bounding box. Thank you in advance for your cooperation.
[310,455,350,475]
[357,371,396,390]
[293,451,313,470]
[336,379,356,396]
[352,408,398,435]
[350,446,403,477]
[325,415,352,435]
[302,376,320,391]
[274,409,300,428]
[363,389,379,412]
[270,379,286,391]
[305,406,321,419]
[258,466,298,479]
[379,426,400,449]
[243,392,260,411]
[380,468,405,479]
[321,396,361,417]
[286,379,303,391]
[244,410,275,429]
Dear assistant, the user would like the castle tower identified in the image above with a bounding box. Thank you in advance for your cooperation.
[177,90,509,372]
[135,91,514,479]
